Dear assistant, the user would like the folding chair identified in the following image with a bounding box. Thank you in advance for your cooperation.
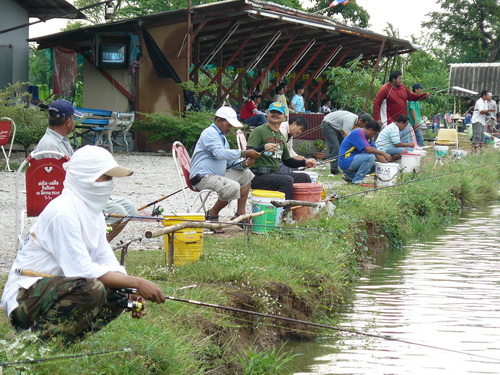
[0,117,16,171]
[444,113,453,129]
[172,141,214,213]
[236,129,247,151]
[15,151,70,250]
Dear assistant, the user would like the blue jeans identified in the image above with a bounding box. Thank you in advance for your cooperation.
[385,145,413,155]
[414,127,424,147]
[342,153,376,184]
[321,122,343,173]
[242,114,267,127]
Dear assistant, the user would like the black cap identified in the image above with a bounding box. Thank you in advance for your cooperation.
[412,83,425,90]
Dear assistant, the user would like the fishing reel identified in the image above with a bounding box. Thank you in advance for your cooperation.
[151,205,164,216]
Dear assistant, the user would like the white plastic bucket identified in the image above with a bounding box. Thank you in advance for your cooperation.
[293,170,318,183]
[399,153,422,173]
[451,149,468,159]
[375,162,400,187]
[434,145,449,158]
[250,190,285,233]
[412,149,427,157]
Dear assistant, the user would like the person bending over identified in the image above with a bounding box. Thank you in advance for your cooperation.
[339,121,395,185]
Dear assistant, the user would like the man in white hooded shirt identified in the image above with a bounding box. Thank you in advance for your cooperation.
[1,145,165,343]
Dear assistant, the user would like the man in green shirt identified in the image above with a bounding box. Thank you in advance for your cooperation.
[407,83,425,147]
[247,102,316,199]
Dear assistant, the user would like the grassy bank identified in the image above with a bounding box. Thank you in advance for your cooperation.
[1,150,499,374]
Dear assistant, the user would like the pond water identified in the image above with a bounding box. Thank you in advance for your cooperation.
[288,203,500,374]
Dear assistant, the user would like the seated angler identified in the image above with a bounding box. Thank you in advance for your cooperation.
[190,106,260,230]
[375,115,415,156]
[35,99,139,242]
[247,102,316,200]
[278,115,308,173]
[339,121,395,185]
[240,91,267,128]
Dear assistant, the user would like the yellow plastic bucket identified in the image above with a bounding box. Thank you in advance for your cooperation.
[162,213,204,266]
[250,189,285,233]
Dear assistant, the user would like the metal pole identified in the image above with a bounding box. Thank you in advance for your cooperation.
[363,39,386,111]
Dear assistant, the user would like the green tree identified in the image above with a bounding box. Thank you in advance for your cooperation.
[422,0,500,62]
[305,1,370,28]
[326,61,380,113]
[28,44,51,87]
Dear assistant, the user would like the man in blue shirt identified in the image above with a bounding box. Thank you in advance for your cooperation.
[190,107,260,226]
[339,121,394,184]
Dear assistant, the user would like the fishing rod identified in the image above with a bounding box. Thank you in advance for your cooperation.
[296,87,432,141]
[106,213,384,236]
[331,162,493,201]
[164,295,500,363]
[0,348,132,367]
[137,188,188,212]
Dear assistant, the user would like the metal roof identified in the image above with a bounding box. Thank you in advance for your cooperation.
[449,63,500,97]
[13,0,86,20]
[30,0,419,69]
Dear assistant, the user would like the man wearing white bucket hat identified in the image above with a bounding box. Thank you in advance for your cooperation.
[190,106,261,229]
[1,145,166,343]
[339,121,394,184]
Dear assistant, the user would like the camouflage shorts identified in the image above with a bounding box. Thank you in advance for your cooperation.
[10,277,125,344]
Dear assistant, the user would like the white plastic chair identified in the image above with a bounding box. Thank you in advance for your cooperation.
[0,117,16,171]
[171,141,214,213]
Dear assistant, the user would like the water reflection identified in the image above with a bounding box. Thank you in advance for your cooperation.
[290,204,500,374]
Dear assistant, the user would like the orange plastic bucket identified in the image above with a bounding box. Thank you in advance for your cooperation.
[292,183,323,221]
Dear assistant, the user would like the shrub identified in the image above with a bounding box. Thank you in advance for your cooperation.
[132,110,216,152]
[0,83,47,156]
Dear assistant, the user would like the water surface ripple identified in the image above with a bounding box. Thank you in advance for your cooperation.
[292,204,500,374]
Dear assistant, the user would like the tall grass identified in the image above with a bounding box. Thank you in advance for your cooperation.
[0,150,498,374]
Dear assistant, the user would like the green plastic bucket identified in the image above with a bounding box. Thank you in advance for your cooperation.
[250,189,285,233]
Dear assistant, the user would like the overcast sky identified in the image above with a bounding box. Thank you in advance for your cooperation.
[29,0,442,40]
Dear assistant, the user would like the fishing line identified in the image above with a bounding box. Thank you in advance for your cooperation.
[108,213,385,237]
[0,348,131,367]
[165,295,500,363]
[332,162,494,201]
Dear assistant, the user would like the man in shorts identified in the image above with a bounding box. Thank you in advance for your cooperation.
[190,106,261,227]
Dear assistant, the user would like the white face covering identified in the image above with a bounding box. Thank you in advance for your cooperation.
[61,146,125,247]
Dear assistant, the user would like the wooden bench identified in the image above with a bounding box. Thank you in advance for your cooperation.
[73,108,135,153]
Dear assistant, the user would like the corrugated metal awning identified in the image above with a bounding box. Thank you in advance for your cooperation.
[449,63,500,97]
[12,0,86,20]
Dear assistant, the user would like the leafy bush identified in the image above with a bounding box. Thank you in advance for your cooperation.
[326,61,381,113]
[0,83,48,156]
[132,110,216,152]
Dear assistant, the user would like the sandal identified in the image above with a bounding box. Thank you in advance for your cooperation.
[205,210,225,234]
[230,213,250,228]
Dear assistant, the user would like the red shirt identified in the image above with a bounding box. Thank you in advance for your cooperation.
[240,100,257,120]
[373,83,426,124]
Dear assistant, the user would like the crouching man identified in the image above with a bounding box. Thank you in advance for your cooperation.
[190,107,261,230]
[339,121,395,184]
[1,146,166,344]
